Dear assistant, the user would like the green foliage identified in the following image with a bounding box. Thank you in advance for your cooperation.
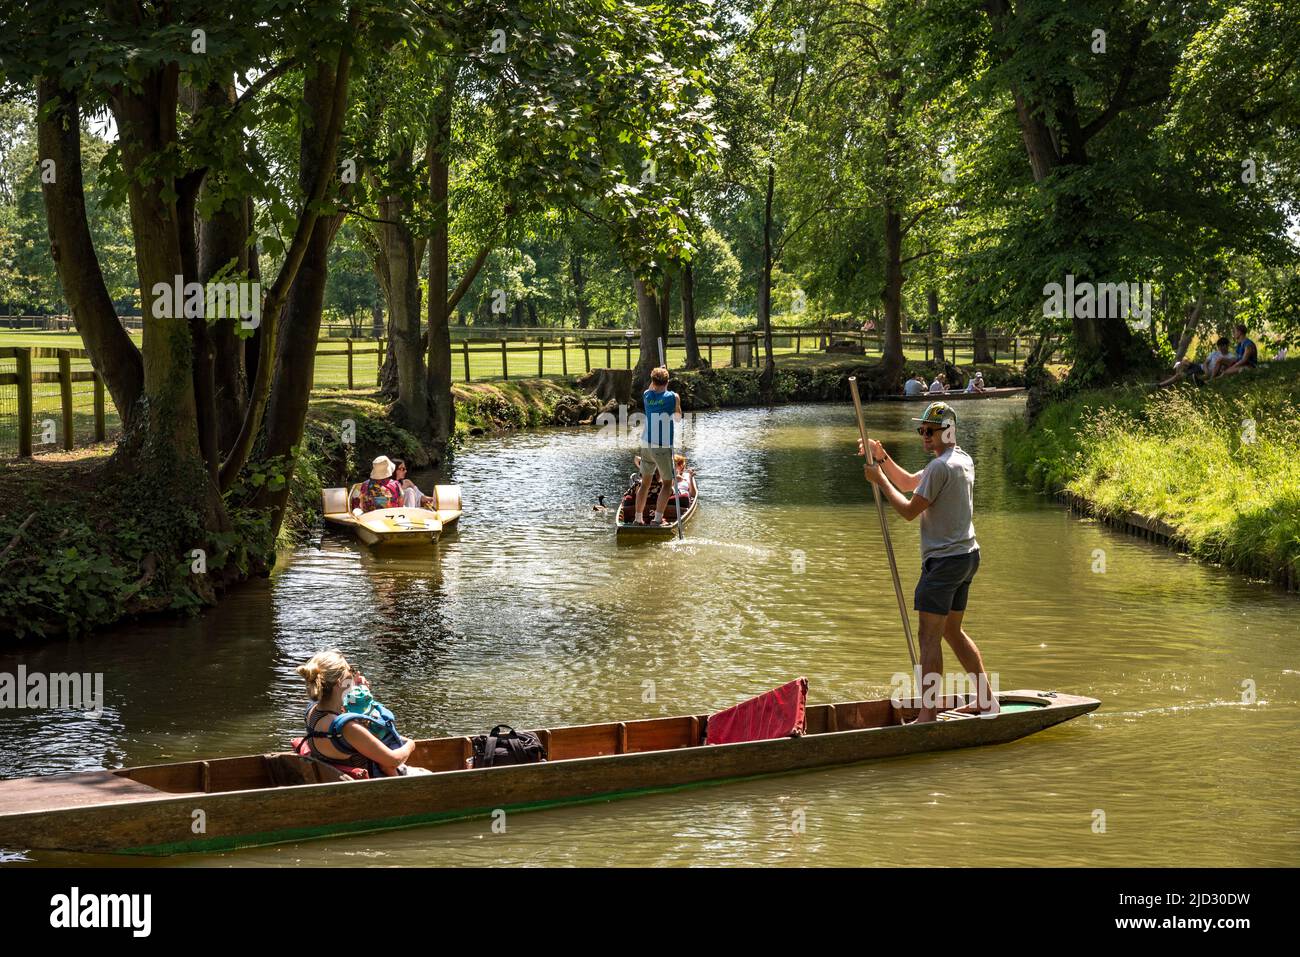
[1005,360,1300,582]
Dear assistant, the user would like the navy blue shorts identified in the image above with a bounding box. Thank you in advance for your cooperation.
[914,549,980,615]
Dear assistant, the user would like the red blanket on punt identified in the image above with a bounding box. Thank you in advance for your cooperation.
[706,677,808,745]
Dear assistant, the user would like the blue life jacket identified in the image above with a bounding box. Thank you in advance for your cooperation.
[643,388,677,448]
[298,704,404,778]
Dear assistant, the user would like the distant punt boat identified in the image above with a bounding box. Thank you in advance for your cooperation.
[884,386,1026,402]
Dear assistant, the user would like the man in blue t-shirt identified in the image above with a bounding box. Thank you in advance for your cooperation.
[634,366,682,525]
[1221,323,1258,376]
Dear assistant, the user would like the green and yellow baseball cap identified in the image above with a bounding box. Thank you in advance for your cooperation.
[912,401,956,426]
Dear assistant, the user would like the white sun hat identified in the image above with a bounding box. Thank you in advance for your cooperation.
[370,455,396,480]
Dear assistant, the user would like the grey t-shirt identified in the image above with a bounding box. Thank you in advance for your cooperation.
[914,445,979,561]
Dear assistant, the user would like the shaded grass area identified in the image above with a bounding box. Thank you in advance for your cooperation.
[1004,360,1300,588]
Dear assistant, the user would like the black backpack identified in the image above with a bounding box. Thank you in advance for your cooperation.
[471,725,548,768]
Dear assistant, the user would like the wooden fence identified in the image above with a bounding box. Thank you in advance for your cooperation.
[0,346,108,457]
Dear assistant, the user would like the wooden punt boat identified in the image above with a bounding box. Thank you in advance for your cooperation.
[321,484,462,547]
[0,689,1097,856]
[883,386,1026,402]
[615,484,699,539]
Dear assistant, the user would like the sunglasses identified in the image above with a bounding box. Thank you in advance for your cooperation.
[916,426,943,437]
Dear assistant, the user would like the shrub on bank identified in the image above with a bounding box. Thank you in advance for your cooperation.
[1005,360,1300,587]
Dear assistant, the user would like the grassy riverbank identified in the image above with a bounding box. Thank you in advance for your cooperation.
[1005,360,1300,589]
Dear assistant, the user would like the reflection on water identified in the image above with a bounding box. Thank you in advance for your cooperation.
[2,399,1297,866]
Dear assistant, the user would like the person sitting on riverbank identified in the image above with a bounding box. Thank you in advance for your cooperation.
[1157,357,1206,388]
[929,373,948,394]
[965,372,985,393]
[904,374,927,396]
[1220,324,1258,376]
[393,458,436,510]
[294,650,418,779]
[634,366,681,526]
[1204,338,1234,378]
[357,456,402,511]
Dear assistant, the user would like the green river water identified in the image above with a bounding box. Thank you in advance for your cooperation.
[2,399,1297,866]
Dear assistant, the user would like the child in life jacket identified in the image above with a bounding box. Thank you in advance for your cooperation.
[342,684,410,776]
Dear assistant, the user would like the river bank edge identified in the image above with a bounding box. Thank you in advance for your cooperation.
[0,354,1022,640]
[1004,359,1299,594]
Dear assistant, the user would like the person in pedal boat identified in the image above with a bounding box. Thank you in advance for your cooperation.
[859,401,998,723]
[295,650,418,778]
[392,458,436,509]
[634,366,682,526]
[357,456,402,512]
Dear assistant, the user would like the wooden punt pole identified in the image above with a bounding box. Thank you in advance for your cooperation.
[848,377,919,672]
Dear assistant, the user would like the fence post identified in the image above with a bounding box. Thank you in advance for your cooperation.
[583,338,591,372]
[15,347,32,457]
[462,341,471,382]
[346,338,354,389]
[560,337,568,377]
[501,339,509,380]
[57,348,74,450]
[731,332,739,368]
[707,337,714,367]
[605,338,612,368]
[538,341,544,377]
[625,337,631,369]
[1012,337,1018,364]
[93,371,106,442]
[795,331,801,354]
[376,337,385,386]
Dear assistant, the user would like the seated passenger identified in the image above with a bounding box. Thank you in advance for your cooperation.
[294,650,417,779]
[928,373,947,394]
[965,372,986,393]
[358,456,402,511]
[903,374,927,396]
[393,458,436,509]
[671,453,698,501]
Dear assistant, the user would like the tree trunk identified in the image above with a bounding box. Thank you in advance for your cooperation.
[425,72,456,461]
[251,53,352,530]
[632,275,665,394]
[35,78,143,426]
[928,288,944,364]
[571,246,590,328]
[758,163,777,394]
[881,203,905,376]
[681,261,702,369]
[376,146,429,436]
[1174,292,1205,361]
[973,327,993,363]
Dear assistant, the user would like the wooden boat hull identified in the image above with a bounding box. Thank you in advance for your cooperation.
[616,491,700,539]
[0,691,1097,856]
[883,387,1025,402]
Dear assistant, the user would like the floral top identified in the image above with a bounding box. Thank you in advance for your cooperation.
[359,478,401,511]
